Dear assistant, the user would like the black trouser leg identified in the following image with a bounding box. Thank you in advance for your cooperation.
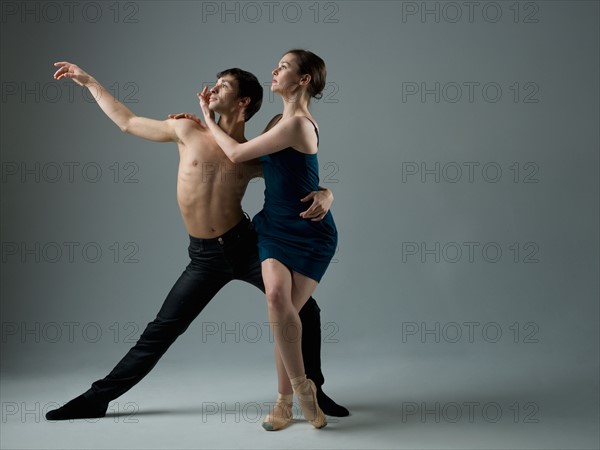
[84,241,232,404]
[299,297,325,387]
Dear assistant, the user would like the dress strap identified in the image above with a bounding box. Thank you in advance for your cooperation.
[303,117,320,146]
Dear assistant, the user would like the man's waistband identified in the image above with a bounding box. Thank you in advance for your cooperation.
[188,215,253,247]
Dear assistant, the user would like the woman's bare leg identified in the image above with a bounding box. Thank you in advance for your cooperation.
[262,259,305,379]
[275,343,293,395]
[262,258,325,428]
[261,258,298,430]
[274,270,319,394]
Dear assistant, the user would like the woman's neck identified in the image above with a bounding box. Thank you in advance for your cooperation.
[281,95,311,119]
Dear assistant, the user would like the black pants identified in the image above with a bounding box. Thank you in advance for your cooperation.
[83,216,324,404]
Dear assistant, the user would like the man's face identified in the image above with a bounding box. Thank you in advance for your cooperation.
[208,75,241,115]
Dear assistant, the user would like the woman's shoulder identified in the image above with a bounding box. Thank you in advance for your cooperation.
[265,115,319,153]
[273,114,319,132]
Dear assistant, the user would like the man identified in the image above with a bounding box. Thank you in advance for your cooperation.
[46,61,348,420]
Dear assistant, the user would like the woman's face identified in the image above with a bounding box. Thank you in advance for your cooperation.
[271,53,302,96]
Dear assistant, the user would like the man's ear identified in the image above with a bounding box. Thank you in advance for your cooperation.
[239,96,251,107]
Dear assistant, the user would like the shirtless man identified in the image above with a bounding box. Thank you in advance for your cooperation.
[45,62,348,421]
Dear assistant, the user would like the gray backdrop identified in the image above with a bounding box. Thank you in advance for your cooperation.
[1,1,598,449]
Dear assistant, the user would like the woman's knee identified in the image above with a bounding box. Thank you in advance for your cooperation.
[265,287,291,312]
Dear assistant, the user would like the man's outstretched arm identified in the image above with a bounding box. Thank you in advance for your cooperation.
[53,61,181,143]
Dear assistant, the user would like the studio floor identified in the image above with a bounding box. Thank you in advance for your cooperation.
[1,353,598,450]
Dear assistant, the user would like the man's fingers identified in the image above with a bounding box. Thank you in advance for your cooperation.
[53,62,71,78]
[53,66,68,78]
[300,191,316,202]
[301,206,322,219]
[53,65,75,81]
[308,211,325,221]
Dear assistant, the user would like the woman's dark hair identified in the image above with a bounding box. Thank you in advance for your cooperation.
[284,49,327,100]
[216,68,263,122]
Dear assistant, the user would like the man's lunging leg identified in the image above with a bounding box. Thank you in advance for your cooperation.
[46,238,231,420]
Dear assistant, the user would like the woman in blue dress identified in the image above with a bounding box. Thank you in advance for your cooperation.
[199,49,336,431]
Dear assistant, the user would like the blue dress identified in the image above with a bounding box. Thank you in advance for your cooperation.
[252,117,337,282]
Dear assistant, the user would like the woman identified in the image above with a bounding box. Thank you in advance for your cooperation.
[199,49,336,431]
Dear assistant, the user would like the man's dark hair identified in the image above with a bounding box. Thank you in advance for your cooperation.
[216,68,263,122]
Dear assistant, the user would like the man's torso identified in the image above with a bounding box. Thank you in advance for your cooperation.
[174,123,261,238]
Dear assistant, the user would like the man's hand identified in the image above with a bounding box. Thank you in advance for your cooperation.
[198,86,215,122]
[53,62,93,87]
[300,189,333,221]
[167,113,205,128]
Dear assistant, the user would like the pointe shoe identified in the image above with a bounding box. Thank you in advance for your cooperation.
[262,396,293,431]
[292,377,327,429]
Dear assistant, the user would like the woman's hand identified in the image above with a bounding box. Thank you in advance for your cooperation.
[167,113,205,127]
[198,86,215,123]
